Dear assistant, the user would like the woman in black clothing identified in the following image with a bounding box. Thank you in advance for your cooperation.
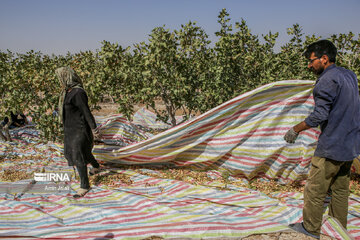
[56,67,101,198]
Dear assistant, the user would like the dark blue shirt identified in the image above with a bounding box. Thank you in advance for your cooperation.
[305,64,360,161]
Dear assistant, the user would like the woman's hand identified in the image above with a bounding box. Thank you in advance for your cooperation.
[92,128,101,143]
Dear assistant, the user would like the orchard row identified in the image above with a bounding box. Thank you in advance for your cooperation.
[1,9,359,141]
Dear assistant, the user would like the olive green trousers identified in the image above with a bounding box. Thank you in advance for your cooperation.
[303,156,354,236]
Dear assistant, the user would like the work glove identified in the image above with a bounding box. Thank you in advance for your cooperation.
[284,128,299,143]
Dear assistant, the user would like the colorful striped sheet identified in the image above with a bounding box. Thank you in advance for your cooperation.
[93,80,359,180]
[1,169,359,239]
[96,114,152,147]
[132,107,185,130]
[1,80,359,239]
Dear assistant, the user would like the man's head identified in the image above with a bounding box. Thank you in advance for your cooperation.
[304,39,337,75]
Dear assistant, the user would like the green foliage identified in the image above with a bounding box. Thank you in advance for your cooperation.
[99,40,135,120]
[129,22,213,125]
[211,9,279,105]
[1,8,359,141]
[331,32,360,77]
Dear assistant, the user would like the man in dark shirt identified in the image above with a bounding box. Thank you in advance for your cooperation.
[284,40,360,239]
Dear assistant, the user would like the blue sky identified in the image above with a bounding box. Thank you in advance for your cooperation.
[1,0,359,55]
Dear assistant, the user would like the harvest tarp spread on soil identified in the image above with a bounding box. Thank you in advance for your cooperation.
[93,80,359,180]
[0,80,359,239]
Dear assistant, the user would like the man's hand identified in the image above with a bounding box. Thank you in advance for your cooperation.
[284,128,299,143]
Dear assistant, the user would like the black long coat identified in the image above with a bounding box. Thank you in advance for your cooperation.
[63,88,97,166]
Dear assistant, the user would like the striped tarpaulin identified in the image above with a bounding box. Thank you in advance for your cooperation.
[1,168,358,239]
[1,80,359,239]
[94,80,360,181]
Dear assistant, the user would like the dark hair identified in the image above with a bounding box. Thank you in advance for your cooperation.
[304,39,337,63]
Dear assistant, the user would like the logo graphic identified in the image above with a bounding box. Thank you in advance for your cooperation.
[34,172,71,182]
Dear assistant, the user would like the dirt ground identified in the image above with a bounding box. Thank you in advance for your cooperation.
[241,232,335,239]
[93,102,122,116]
[93,101,200,117]
[143,231,336,239]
